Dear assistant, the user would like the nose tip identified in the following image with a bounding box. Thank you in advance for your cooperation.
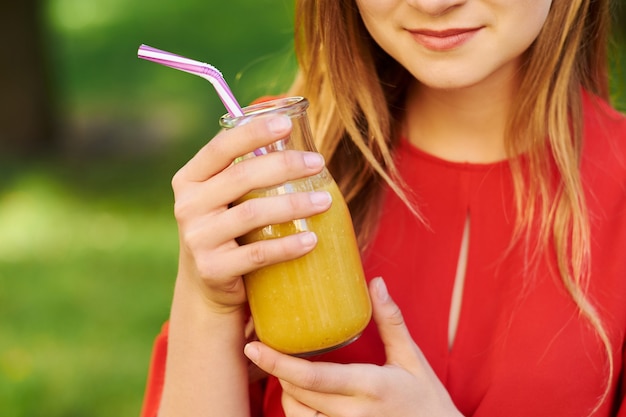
[405,0,466,16]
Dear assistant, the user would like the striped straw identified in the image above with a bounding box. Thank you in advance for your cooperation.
[137,44,244,117]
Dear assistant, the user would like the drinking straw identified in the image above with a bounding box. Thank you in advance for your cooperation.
[137,44,244,117]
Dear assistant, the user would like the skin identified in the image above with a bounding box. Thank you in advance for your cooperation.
[245,1,553,416]
[245,278,463,417]
[356,0,552,163]
[158,115,332,416]
[158,1,554,416]
[357,0,552,90]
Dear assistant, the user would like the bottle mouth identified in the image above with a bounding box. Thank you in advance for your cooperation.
[219,96,308,129]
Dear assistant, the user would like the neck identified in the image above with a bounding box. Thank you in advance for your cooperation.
[403,74,519,164]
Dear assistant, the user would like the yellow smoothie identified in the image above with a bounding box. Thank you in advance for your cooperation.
[237,172,372,355]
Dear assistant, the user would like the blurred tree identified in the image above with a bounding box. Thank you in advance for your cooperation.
[0,0,57,157]
[617,1,626,40]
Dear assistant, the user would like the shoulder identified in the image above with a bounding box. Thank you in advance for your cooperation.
[580,94,626,292]
[581,90,626,173]
[581,90,626,144]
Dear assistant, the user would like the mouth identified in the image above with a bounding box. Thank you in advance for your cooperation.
[407,27,483,51]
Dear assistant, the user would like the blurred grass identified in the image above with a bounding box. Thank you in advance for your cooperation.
[0,1,624,416]
[611,38,626,111]
[0,181,175,415]
[0,155,183,416]
[1,0,296,416]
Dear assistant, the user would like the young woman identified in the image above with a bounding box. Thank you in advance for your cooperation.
[140,0,626,416]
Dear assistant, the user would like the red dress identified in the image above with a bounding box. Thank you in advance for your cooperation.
[141,92,626,417]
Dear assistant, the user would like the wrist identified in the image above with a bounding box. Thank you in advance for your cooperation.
[159,274,251,417]
[171,270,248,327]
[175,250,249,316]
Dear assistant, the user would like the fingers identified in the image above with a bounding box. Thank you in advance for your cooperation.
[178,191,332,278]
[172,114,332,314]
[174,115,293,184]
[243,278,420,395]
[201,191,332,245]
[244,343,358,396]
[175,149,326,215]
[281,393,324,417]
[243,278,460,417]
[195,232,319,279]
[370,277,425,371]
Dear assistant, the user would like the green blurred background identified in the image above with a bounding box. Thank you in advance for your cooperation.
[0,1,624,416]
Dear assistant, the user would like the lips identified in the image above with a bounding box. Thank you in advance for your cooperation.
[408,27,482,51]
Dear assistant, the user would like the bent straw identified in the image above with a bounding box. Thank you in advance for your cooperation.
[138,44,270,157]
[137,44,244,117]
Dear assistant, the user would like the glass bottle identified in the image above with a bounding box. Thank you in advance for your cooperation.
[220,97,372,356]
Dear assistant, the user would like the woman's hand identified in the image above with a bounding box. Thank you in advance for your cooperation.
[171,114,330,313]
[244,277,463,417]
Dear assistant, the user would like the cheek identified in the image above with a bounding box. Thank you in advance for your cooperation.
[355,0,396,14]
[355,0,396,27]
[355,0,398,52]
[497,1,552,57]
[513,0,552,40]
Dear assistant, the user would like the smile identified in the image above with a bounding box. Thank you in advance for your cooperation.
[408,27,482,51]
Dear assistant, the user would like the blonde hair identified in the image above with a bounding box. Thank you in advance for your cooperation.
[289,0,615,411]
[508,1,613,410]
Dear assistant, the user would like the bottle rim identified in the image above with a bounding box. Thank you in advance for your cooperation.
[219,96,309,129]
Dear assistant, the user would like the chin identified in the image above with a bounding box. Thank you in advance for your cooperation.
[416,77,480,91]
[411,67,503,93]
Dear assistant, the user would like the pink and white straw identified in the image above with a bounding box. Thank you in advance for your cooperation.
[137,44,244,117]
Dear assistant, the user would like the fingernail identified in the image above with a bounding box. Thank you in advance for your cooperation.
[303,152,324,169]
[309,191,332,207]
[299,231,317,248]
[244,343,260,363]
[267,116,292,135]
[375,277,389,302]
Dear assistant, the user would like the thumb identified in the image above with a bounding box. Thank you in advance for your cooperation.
[370,277,421,368]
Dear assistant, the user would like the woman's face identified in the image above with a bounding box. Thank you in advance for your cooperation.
[356,0,553,90]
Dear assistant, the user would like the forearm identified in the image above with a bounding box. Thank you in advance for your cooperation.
[157,274,250,417]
